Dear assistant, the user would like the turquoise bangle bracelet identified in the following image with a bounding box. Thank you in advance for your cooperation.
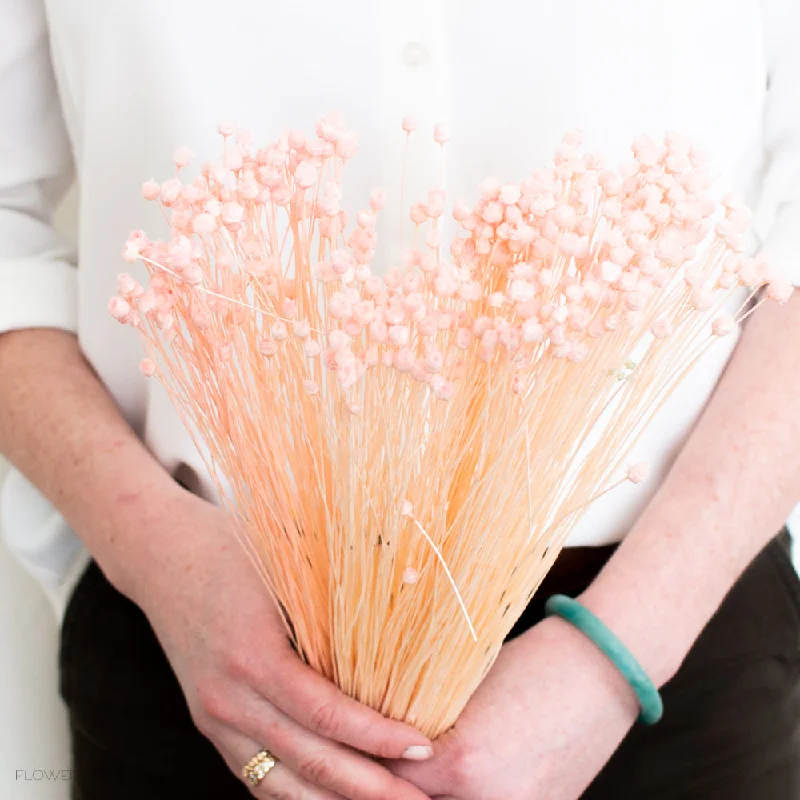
[544,594,664,725]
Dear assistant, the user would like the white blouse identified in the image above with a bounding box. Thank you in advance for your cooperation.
[2,0,799,613]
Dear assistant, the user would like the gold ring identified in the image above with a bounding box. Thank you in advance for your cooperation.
[242,748,278,787]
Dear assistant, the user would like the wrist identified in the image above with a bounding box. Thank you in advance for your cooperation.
[577,579,684,688]
[84,462,188,602]
[534,615,641,725]
[110,481,233,611]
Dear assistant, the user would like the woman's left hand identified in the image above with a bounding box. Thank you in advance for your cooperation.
[388,615,641,800]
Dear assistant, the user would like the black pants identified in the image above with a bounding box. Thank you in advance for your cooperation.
[59,532,800,799]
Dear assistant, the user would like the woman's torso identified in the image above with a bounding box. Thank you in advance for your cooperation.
[15,1,772,566]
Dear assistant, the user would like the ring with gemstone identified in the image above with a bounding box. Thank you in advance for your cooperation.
[242,748,278,787]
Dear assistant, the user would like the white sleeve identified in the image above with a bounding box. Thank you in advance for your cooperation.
[0,0,77,335]
[754,0,800,286]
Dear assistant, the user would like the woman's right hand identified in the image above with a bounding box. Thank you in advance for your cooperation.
[122,484,433,799]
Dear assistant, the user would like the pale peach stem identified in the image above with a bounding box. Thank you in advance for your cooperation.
[400,132,410,248]
[410,517,478,642]
[117,121,788,737]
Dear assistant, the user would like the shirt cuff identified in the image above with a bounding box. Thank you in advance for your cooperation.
[0,258,78,334]
[759,203,800,287]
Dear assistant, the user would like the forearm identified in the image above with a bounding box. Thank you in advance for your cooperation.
[0,328,183,598]
[578,292,800,686]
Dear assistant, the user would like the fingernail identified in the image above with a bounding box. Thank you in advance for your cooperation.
[402,745,433,761]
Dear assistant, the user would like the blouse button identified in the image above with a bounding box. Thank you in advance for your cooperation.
[401,41,429,67]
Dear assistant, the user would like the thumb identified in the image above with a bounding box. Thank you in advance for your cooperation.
[385,736,460,797]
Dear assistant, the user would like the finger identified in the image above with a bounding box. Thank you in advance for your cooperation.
[385,735,462,799]
[252,763,344,800]
[218,728,345,800]
[386,757,451,798]
[253,649,433,760]
[227,687,432,800]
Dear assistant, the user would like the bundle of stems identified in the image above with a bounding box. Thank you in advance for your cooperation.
[111,115,791,737]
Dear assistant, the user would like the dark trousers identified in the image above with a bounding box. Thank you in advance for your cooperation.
[60,532,800,799]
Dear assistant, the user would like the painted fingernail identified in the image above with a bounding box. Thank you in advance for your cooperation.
[402,745,433,761]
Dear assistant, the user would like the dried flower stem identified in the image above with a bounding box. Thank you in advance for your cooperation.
[112,118,792,736]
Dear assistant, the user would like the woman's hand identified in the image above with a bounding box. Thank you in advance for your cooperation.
[389,616,639,800]
[126,484,433,800]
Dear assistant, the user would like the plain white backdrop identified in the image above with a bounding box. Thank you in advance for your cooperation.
[0,471,71,800]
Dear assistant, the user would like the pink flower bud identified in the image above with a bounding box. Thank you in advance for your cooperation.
[626,463,649,484]
[651,318,673,339]
[369,188,387,211]
[433,274,456,298]
[456,327,474,349]
[433,123,450,144]
[281,298,297,319]
[288,129,307,149]
[690,287,714,311]
[431,376,455,400]
[173,146,195,169]
[452,201,470,222]
[328,329,349,352]
[117,273,137,296]
[122,240,141,263]
[424,350,443,373]
[601,261,622,284]
[402,567,420,585]
[499,184,521,205]
[522,319,545,342]
[394,348,415,372]
[337,361,359,389]
[388,325,410,347]
[192,213,217,234]
[328,293,352,320]
[336,131,359,159]
[292,319,311,339]
[108,297,131,321]
[141,180,161,201]
[767,277,794,304]
[224,146,243,171]
[485,292,503,309]
[139,358,157,377]
[160,178,182,205]
[458,281,481,303]
[363,276,383,297]
[342,318,362,337]
[508,279,535,304]
[402,115,418,134]
[364,347,379,368]
[304,339,321,358]
[369,318,388,343]
[481,202,503,225]
[329,250,350,276]
[410,203,428,225]
[294,161,317,190]
[711,314,736,336]
[221,202,244,228]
